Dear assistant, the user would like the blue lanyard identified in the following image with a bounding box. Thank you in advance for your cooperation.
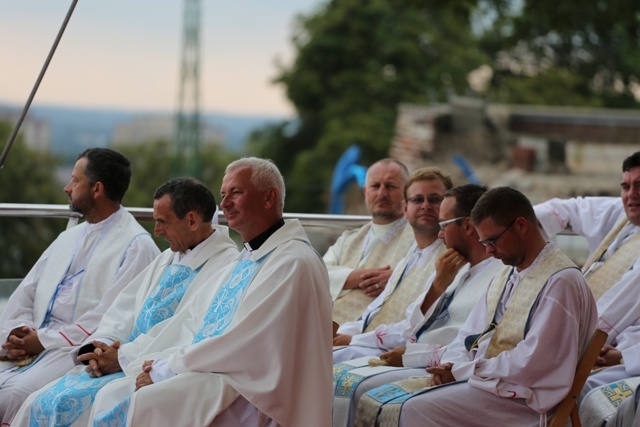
[40,269,85,328]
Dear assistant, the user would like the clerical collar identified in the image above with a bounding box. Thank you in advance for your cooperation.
[243,219,285,252]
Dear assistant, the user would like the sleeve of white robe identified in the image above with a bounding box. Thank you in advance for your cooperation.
[441,288,490,377]
[0,245,53,346]
[620,339,640,377]
[348,271,437,351]
[323,229,356,300]
[71,254,166,363]
[37,235,158,350]
[534,197,624,250]
[467,271,597,413]
[402,295,450,368]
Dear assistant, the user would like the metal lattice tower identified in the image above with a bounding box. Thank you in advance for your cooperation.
[173,0,202,178]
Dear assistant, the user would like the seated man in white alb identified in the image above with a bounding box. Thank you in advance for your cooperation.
[87,157,332,427]
[332,184,502,427]
[0,148,159,424]
[534,151,640,406]
[356,187,597,427]
[333,167,452,361]
[325,158,415,324]
[12,177,239,427]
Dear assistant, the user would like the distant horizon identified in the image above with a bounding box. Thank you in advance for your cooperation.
[0,1,322,117]
[0,100,293,121]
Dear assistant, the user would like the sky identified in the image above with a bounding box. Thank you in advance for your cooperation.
[0,1,323,117]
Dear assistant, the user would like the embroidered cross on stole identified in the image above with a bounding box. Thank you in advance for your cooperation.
[332,221,414,325]
[582,218,640,302]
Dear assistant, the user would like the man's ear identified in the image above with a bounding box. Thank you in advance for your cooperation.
[463,217,478,237]
[265,188,278,209]
[187,210,200,229]
[92,181,105,199]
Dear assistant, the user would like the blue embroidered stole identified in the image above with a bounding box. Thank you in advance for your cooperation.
[129,264,200,340]
[94,256,268,427]
[192,258,266,343]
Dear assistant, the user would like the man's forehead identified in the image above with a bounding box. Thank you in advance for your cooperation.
[367,168,405,183]
[438,196,456,213]
[407,179,446,194]
[622,167,640,183]
[475,216,498,230]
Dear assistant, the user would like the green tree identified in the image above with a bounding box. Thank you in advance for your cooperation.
[481,0,640,108]
[0,122,67,278]
[249,0,488,213]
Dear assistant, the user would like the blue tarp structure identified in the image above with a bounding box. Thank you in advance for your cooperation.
[330,145,367,214]
[452,154,481,185]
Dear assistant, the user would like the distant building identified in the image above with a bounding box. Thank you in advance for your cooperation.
[390,97,640,203]
[112,115,224,146]
[0,106,51,152]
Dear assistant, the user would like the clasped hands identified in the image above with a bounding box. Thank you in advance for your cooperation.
[345,266,392,297]
[594,344,622,369]
[77,341,155,391]
[426,362,455,386]
[1,326,44,360]
[77,341,122,377]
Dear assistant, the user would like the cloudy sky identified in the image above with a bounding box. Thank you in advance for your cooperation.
[0,1,322,117]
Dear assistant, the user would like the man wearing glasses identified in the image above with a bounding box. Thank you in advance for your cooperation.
[393,186,597,427]
[327,159,415,325]
[333,167,451,357]
[332,184,503,427]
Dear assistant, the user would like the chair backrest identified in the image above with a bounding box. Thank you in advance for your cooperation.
[549,329,608,427]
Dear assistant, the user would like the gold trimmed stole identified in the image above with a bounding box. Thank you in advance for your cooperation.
[363,241,445,332]
[582,218,640,301]
[332,220,414,325]
[484,246,576,358]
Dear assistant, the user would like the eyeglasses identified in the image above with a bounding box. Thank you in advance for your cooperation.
[478,218,517,248]
[407,195,444,206]
[438,216,465,231]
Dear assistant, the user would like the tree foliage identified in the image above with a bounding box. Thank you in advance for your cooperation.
[482,0,640,108]
[0,121,67,278]
[249,0,487,212]
[246,0,640,213]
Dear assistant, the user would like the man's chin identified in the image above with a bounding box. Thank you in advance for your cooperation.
[372,212,402,222]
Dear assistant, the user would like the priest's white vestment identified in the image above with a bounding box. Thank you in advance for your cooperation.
[394,244,597,427]
[12,226,239,427]
[0,207,159,423]
[89,219,332,427]
[331,257,502,427]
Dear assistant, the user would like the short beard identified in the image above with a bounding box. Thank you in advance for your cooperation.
[372,210,402,222]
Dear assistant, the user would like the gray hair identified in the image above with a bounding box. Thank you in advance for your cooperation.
[225,157,286,211]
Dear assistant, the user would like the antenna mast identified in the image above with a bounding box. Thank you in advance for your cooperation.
[173,0,202,178]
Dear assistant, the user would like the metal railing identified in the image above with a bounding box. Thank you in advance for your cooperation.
[0,203,371,229]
